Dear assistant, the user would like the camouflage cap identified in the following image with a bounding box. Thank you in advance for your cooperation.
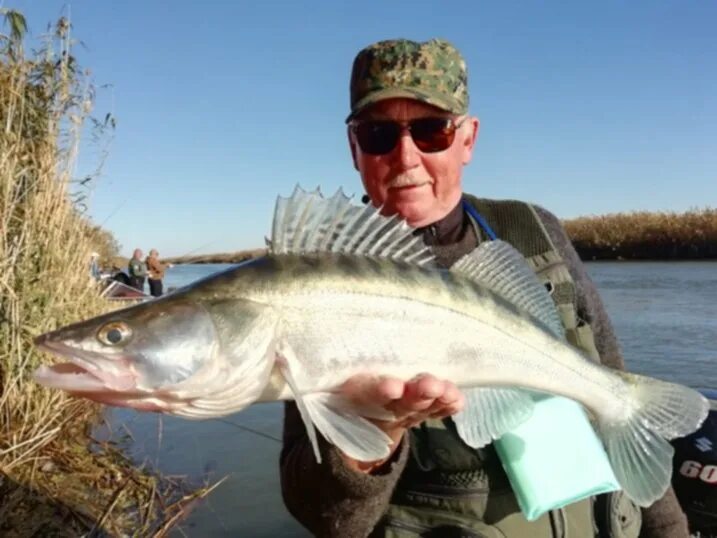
[347,38,469,122]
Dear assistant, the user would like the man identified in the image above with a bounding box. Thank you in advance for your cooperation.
[281,39,689,537]
[127,248,147,292]
[146,248,170,297]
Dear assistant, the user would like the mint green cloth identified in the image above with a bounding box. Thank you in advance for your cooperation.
[494,394,620,521]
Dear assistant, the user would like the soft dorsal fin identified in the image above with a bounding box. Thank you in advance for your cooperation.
[271,186,435,267]
[451,240,565,338]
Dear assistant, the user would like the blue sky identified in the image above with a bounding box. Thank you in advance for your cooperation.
[6,1,716,257]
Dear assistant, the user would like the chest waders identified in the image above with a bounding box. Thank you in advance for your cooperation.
[372,198,641,538]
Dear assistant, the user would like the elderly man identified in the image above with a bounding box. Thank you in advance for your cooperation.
[281,39,689,537]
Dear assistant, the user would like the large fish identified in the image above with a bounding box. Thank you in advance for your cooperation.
[34,187,708,507]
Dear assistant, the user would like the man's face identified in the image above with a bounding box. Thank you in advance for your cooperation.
[348,98,479,227]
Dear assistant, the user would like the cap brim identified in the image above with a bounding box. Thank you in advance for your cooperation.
[346,87,459,123]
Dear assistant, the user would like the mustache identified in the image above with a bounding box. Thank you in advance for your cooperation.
[386,174,433,189]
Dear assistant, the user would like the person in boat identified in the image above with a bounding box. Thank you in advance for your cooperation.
[146,248,171,297]
[280,38,690,537]
[89,252,101,281]
[128,248,148,292]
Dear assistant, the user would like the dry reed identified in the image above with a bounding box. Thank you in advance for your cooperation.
[0,11,213,535]
[564,208,717,260]
[162,247,267,265]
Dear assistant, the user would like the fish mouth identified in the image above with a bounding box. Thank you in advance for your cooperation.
[34,335,194,413]
[33,337,137,393]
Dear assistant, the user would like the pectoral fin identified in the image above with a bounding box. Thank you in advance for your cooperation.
[453,387,534,448]
[277,343,392,463]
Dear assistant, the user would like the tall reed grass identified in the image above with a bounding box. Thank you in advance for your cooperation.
[0,11,207,535]
[564,208,717,260]
[1,9,104,464]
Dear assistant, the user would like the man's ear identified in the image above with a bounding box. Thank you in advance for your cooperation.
[348,126,359,171]
[461,117,480,166]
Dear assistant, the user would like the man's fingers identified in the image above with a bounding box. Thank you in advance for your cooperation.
[427,382,465,418]
[339,373,465,424]
[392,378,465,420]
[428,400,464,418]
[376,376,405,401]
[437,382,463,407]
[390,374,446,414]
[341,374,404,407]
[412,373,445,399]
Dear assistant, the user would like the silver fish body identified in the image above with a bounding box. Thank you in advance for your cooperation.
[250,254,622,417]
[34,187,709,509]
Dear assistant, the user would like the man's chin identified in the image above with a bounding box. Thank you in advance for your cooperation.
[390,199,435,227]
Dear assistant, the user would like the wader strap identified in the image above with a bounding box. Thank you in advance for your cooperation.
[462,199,498,241]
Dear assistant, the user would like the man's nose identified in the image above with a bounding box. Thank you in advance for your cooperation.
[392,129,421,168]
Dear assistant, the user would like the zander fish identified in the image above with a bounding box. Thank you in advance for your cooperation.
[34,187,709,507]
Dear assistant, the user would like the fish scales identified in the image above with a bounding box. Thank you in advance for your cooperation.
[233,253,621,416]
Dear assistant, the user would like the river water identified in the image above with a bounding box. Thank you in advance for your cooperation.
[103,261,717,537]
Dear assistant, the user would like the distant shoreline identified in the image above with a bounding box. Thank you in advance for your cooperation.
[153,209,717,265]
[160,246,717,266]
[163,248,266,265]
[564,208,716,261]
[160,246,717,265]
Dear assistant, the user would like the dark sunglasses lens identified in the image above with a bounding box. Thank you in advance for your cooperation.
[410,118,456,153]
[355,122,401,155]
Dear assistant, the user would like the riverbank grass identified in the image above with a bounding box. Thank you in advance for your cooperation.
[0,11,213,535]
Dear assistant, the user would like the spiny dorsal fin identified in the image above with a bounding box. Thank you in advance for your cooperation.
[451,240,565,338]
[271,186,435,267]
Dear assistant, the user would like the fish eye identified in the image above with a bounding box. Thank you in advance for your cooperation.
[97,322,132,346]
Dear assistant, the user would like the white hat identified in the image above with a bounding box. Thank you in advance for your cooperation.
[90,252,100,257]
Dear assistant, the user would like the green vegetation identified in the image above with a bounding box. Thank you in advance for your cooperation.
[0,10,211,535]
[564,208,717,260]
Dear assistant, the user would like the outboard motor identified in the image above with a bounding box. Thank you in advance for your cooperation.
[671,389,717,537]
[112,271,131,286]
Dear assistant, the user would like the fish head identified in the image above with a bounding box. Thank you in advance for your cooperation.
[33,297,219,411]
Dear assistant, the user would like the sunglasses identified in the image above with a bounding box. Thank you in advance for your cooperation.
[351,117,467,156]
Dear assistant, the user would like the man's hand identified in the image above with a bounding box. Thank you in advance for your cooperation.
[338,373,464,474]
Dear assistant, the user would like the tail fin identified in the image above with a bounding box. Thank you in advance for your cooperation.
[601,372,709,507]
